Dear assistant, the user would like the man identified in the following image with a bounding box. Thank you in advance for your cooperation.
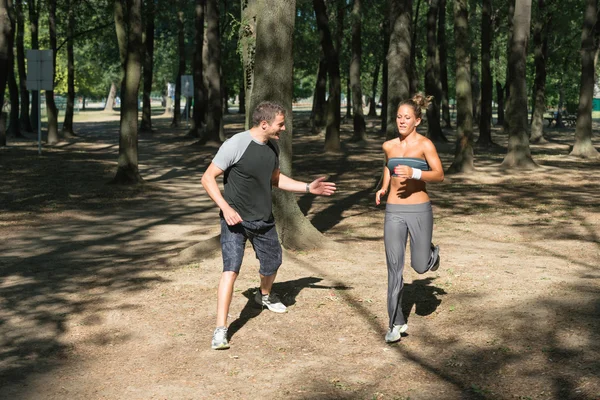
[201,101,336,350]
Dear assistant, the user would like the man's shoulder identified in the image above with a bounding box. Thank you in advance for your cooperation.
[221,130,252,149]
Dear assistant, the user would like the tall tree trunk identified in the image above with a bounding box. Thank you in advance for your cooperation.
[410,0,422,95]
[447,0,474,173]
[381,12,389,133]
[28,0,39,131]
[477,0,494,145]
[7,2,19,137]
[386,0,412,140]
[502,0,516,133]
[45,0,59,145]
[15,0,31,132]
[171,8,185,127]
[112,0,144,184]
[250,0,325,249]
[0,0,9,117]
[62,0,76,138]
[105,81,117,111]
[314,0,342,152]
[350,0,366,142]
[368,62,379,117]
[199,0,223,144]
[502,0,535,168]
[189,0,205,137]
[240,0,256,129]
[529,0,548,144]
[140,0,156,133]
[571,0,600,158]
[425,0,444,141]
[345,72,352,118]
[469,0,481,125]
[310,55,327,134]
[438,0,451,128]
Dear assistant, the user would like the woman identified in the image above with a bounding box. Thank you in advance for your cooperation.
[375,94,444,343]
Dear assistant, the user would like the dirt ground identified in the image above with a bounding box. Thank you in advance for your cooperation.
[0,111,599,400]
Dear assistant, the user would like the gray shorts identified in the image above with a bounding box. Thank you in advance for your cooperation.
[220,218,282,276]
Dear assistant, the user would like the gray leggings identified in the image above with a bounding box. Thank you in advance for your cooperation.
[384,202,436,328]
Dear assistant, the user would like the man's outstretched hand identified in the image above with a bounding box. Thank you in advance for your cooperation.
[308,177,337,196]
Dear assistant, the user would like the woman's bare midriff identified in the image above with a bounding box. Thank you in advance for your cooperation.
[387,178,430,204]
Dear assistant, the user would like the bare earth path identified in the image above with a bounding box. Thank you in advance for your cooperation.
[1,112,599,399]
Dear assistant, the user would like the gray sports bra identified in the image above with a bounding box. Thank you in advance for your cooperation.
[387,157,430,176]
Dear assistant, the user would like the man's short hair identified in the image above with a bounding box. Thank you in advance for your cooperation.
[252,101,286,127]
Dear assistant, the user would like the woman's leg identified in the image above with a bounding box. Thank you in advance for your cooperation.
[406,202,436,274]
[384,205,409,328]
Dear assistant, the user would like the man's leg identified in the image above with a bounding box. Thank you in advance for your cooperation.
[216,271,239,327]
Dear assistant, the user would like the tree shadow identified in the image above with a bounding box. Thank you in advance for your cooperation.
[227,276,352,339]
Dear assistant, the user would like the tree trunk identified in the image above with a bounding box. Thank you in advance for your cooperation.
[447,0,474,173]
[386,0,412,140]
[7,3,19,137]
[502,0,516,133]
[425,0,444,141]
[469,0,480,125]
[438,0,451,128]
[529,0,548,144]
[189,0,205,137]
[310,55,327,134]
[105,81,117,111]
[571,0,600,158]
[314,0,342,153]
[240,0,256,129]
[171,8,185,128]
[477,0,494,146]
[410,0,422,96]
[250,0,325,250]
[45,0,59,145]
[380,13,389,133]
[350,0,366,142]
[502,0,535,168]
[140,0,156,133]
[199,0,223,144]
[368,62,379,117]
[28,0,39,131]
[62,0,76,138]
[15,0,31,132]
[112,0,144,184]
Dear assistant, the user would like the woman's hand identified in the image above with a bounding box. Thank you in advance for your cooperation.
[393,165,413,180]
[375,189,387,205]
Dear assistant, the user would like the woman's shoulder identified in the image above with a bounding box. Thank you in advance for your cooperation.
[382,139,397,150]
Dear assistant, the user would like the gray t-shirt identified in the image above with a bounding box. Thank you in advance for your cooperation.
[212,131,279,222]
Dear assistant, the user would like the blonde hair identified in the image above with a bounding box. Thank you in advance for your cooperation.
[397,93,433,119]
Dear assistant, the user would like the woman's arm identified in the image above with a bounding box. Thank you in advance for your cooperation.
[420,139,444,183]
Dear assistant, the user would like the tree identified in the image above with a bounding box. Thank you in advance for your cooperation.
[424,0,444,141]
[314,0,342,153]
[28,0,40,131]
[350,0,366,142]
[62,0,76,138]
[189,0,205,137]
[45,0,60,145]
[140,0,156,133]
[198,0,223,144]
[386,0,412,140]
[529,0,549,144]
[469,0,481,124]
[477,0,494,146]
[170,5,185,128]
[0,0,9,113]
[15,0,31,132]
[447,0,474,173]
[438,0,451,128]
[250,0,325,249]
[240,0,257,130]
[6,0,19,137]
[502,0,535,168]
[111,0,144,184]
[571,0,600,158]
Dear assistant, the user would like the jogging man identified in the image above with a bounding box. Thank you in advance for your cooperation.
[201,101,336,350]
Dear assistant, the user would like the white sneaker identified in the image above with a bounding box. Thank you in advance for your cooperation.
[385,324,408,343]
[211,326,230,350]
[254,291,287,313]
